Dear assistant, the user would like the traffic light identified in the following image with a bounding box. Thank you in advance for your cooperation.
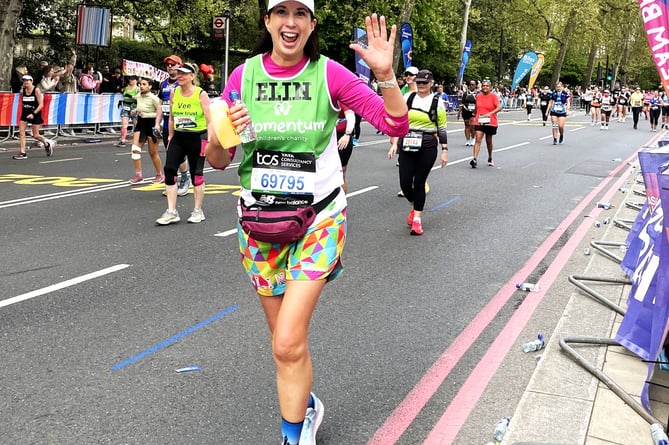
[606,67,613,81]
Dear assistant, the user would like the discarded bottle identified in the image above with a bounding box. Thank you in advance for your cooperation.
[493,416,510,441]
[583,247,591,255]
[522,334,545,353]
[516,282,540,292]
[597,202,613,210]
[650,422,669,445]
[229,90,256,143]
[594,220,601,228]
[603,217,611,225]
[619,187,628,194]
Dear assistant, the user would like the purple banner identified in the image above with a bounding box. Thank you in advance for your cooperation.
[621,149,669,275]
[640,172,669,411]
[640,148,669,213]
[616,149,669,361]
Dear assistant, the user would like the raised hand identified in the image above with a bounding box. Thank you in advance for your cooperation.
[349,13,396,81]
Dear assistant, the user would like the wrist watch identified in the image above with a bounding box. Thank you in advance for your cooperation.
[377,77,397,89]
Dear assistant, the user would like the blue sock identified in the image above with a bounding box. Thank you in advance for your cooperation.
[281,418,303,445]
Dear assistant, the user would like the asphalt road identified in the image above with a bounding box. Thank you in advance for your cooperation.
[0,108,651,444]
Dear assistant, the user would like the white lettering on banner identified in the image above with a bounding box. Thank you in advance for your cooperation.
[630,208,664,302]
[647,26,669,51]
[639,0,669,82]
[641,1,662,22]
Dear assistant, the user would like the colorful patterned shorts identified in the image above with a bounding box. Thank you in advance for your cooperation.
[239,208,347,297]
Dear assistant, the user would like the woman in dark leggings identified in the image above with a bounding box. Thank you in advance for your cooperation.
[388,69,448,236]
[650,90,662,131]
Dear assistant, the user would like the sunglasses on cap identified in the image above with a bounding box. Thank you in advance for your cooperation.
[416,81,429,85]
[404,72,416,77]
[166,63,178,68]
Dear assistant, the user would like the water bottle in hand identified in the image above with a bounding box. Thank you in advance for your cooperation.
[229,90,256,143]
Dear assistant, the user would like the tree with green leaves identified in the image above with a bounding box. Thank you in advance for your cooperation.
[1,0,661,92]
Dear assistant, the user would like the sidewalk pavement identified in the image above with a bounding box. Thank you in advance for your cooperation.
[502,165,669,445]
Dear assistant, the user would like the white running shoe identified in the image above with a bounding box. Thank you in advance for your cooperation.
[156,209,180,225]
[299,393,324,445]
[187,209,205,223]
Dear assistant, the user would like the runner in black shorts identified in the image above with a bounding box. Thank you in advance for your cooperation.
[458,81,478,146]
[13,74,54,160]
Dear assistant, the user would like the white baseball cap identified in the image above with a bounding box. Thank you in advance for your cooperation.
[404,66,419,76]
[268,0,314,14]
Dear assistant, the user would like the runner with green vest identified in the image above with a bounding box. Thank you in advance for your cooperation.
[155,63,211,225]
[115,76,139,147]
[205,2,409,445]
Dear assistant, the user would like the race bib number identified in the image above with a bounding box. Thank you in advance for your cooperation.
[552,103,565,113]
[652,105,660,111]
[467,103,476,111]
[162,103,171,114]
[122,105,131,112]
[478,114,491,125]
[175,116,197,129]
[250,149,316,205]
[602,105,612,112]
[540,100,547,106]
[403,131,423,149]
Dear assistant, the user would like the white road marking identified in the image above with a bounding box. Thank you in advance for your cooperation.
[0,264,130,309]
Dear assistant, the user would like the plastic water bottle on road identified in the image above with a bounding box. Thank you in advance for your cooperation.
[522,334,545,353]
[651,422,669,445]
[493,416,510,441]
[516,282,540,292]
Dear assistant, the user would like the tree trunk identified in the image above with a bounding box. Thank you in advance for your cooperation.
[460,0,471,54]
[551,9,576,87]
[393,0,415,74]
[0,0,23,90]
[618,31,633,86]
[584,40,597,89]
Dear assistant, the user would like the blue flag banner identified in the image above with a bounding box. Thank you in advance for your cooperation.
[400,23,413,71]
[615,148,669,410]
[510,52,538,91]
[621,149,669,276]
[456,40,472,87]
[353,28,371,85]
[639,171,669,411]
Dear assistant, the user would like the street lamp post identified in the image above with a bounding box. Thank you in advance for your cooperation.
[222,10,231,91]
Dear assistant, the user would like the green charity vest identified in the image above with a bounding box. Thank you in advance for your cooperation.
[172,86,206,132]
[238,55,338,190]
